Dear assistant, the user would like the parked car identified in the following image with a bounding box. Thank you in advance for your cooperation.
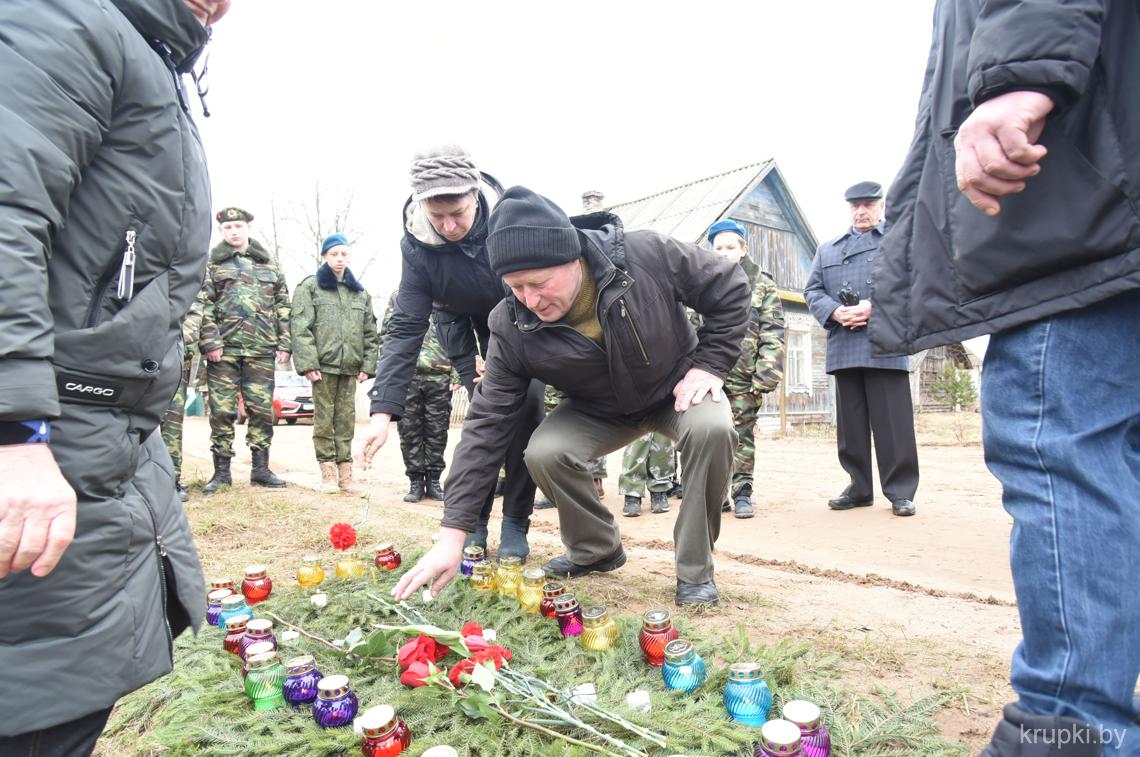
[273,370,314,424]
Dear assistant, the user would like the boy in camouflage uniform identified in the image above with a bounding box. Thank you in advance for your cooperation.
[618,431,676,516]
[291,233,379,496]
[380,293,457,503]
[705,220,786,518]
[161,294,205,501]
[198,207,292,492]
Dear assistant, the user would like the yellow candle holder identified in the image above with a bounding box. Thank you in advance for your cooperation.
[296,555,326,589]
[335,554,366,579]
[494,555,523,598]
[470,561,495,592]
[517,567,545,613]
[580,606,621,651]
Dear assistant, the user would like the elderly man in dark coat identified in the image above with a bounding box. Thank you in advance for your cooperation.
[803,182,918,517]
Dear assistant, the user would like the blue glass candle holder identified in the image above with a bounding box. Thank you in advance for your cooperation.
[661,639,706,693]
[723,662,772,726]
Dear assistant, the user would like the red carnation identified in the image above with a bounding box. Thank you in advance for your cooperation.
[329,522,357,551]
[460,621,483,638]
[448,658,475,688]
[397,634,450,671]
[472,644,512,670]
[400,659,433,688]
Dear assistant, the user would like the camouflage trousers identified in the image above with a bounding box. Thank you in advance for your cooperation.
[312,372,358,463]
[618,432,676,496]
[397,376,453,478]
[729,391,759,494]
[207,354,275,456]
[160,357,192,478]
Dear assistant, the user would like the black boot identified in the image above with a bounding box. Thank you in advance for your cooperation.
[202,453,232,494]
[499,516,530,561]
[250,448,286,488]
[464,518,489,554]
[176,479,189,503]
[403,477,425,503]
[733,484,755,519]
[425,474,445,500]
[980,703,1103,756]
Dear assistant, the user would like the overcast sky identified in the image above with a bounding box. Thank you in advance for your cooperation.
[196,0,937,296]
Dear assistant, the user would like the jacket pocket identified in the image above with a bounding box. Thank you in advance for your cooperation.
[55,271,176,419]
[939,124,1140,300]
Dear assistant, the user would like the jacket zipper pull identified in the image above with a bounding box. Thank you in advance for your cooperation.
[155,533,168,558]
[116,229,137,302]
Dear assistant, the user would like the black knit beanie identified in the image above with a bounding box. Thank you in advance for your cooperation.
[487,186,581,276]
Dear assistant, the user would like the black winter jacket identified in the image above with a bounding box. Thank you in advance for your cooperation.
[0,0,210,734]
[441,213,751,532]
[871,0,1140,355]
[368,176,505,418]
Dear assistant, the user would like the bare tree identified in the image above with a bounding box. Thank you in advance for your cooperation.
[294,181,364,266]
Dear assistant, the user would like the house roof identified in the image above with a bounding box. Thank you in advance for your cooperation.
[605,161,774,245]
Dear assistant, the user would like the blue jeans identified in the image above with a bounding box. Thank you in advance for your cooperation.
[983,292,1140,755]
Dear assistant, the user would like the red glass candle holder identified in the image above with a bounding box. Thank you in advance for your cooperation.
[639,609,679,667]
[540,582,566,618]
[373,543,402,571]
[359,704,412,756]
[242,563,273,605]
[223,615,250,655]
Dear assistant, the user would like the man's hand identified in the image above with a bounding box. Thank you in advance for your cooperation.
[304,370,322,382]
[356,372,368,383]
[392,527,465,601]
[955,90,1054,216]
[355,413,392,466]
[0,445,78,579]
[672,367,724,413]
[205,347,223,363]
[473,354,486,385]
[275,350,291,365]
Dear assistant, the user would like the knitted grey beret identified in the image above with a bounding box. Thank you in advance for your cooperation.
[409,145,481,202]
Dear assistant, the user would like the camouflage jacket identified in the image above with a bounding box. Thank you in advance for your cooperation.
[180,292,205,358]
[290,263,379,376]
[198,238,291,357]
[380,293,456,383]
[692,256,786,395]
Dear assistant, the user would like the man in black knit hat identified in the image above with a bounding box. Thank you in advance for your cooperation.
[384,186,751,607]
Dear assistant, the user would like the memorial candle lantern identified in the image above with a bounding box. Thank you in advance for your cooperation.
[244,651,286,711]
[373,543,402,571]
[553,593,584,638]
[206,588,232,626]
[661,639,706,693]
[296,555,326,589]
[312,674,359,728]
[539,582,566,618]
[210,577,236,595]
[240,619,277,659]
[494,555,523,598]
[755,719,804,756]
[359,704,413,756]
[222,615,250,655]
[517,568,545,613]
[218,594,251,627]
[579,606,621,651]
[469,561,494,592]
[459,545,484,578]
[242,641,276,678]
[241,564,273,605]
[723,662,772,726]
[335,554,367,579]
[282,654,323,708]
[639,609,680,667]
[782,700,831,757]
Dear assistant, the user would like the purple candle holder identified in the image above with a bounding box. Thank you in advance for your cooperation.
[283,654,323,708]
[312,674,359,728]
[783,700,831,757]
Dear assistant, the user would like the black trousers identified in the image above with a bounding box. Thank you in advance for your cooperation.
[0,706,113,757]
[833,368,919,502]
[462,378,544,526]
